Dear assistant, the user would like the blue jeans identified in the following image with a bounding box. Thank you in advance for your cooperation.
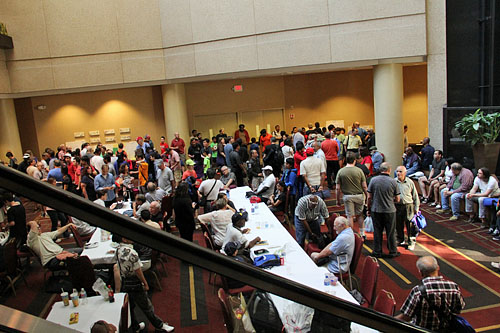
[441,189,465,216]
[294,215,322,247]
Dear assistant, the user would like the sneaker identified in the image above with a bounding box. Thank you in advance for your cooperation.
[492,262,500,269]
[135,322,146,332]
[449,216,458,221]
[158,323,175,332]
[436,209,450,214]
[493,236,500,241]
[493,229,500,236]
[435,204,441,209]
[407,242,415,251]
[488,228,495,234]
[429,202,437,207]
[422,198,428,204]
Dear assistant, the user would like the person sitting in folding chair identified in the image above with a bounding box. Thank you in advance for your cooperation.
[310,216,354,274]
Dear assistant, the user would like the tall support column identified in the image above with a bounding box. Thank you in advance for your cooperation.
[373,64,404,171]
[0,98,22,161]
[161,84,190,142]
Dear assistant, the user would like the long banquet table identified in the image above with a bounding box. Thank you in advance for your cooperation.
[229,186,377,333]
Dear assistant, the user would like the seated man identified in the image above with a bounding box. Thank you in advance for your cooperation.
[149,201,164,224]
[255,165,276,204]
[145,181,166,203]
[222,211,261,253]
[140,210,161,229]
[212,192,236,212]
[268,181,287,214]
[311,216,355,274]
[220,166,236,190]
[70,216,96,237]
[223,241,253,289]
[417,150,445,203]
[133,194,150,219]
[197,198,234,247]
[27,220,82,270]
[437,163,474,221]
[402,147,423,178]
[294,195,329,247]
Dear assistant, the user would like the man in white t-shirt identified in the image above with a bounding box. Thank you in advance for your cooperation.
[300,147,326,195]
[222,211,261,253]
[256,165,276,204]
[197,199,233,247]
[90,149,105,174]
[465,167,500,227]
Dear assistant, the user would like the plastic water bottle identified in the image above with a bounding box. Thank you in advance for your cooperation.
[323,274,330,288]
[79,288,87,305]
[226,189,230,199]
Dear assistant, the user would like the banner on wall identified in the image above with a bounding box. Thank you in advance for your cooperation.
[325,120,344,129]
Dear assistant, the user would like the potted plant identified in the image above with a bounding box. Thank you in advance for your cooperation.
[455,108,500,172]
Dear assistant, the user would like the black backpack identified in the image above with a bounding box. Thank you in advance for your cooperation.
[248,291,283,332]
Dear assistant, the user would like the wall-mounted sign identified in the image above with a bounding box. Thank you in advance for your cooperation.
[104,129,115,135]
[119,128,130,134]
[105,137,115,142]
[120,135,131,141]
[90,138,101,144]
[89,130,100,136]
[74,132,85,138]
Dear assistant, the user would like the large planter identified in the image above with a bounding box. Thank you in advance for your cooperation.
[472,142,500,172]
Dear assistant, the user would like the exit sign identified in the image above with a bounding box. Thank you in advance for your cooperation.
[232,85,243,92]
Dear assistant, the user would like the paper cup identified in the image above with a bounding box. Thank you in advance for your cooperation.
[70,293,79,307]
[61,292,69,306]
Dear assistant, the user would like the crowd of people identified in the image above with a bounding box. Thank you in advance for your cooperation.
[1,119,499,332]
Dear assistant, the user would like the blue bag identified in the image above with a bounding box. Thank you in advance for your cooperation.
[411,211,427,230]
[451,315,476,333]
[253,254,282,269]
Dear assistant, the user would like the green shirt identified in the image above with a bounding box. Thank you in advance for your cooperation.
[452,176,461,190]
[336,165,366,195]
[210,142,218,158]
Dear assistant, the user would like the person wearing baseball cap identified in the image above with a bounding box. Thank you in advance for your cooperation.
[17,153,31,174]
[182,159,197,181]
[255,165,275,204]
[301,146,326,195]
[222,210,261,253]
[144,134,154,150]
[136,136,150,155]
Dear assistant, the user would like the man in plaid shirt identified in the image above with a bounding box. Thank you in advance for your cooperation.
[396,256,465,331]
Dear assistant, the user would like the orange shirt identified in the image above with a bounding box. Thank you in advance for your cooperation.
[182,170,197,180]
[137,160,149,186]
[259,133,272,151]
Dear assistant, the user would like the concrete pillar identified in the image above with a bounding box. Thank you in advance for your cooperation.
[161,83,190,143]
[373,64,404,171]
[0,98,22,162]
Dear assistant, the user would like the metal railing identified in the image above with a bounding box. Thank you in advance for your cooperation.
[0,165,428,332]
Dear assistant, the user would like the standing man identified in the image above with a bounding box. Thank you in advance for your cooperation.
[167,148,182,186]
[224,136,234,168]
[157,161,175,195]
[300,147,326,195]
[136,137,150,155]
[170,132,186,163]
[94,164,116,207]
[229,142,246,187]
[395,166,420,250]
[367,162,401,258]
[188,138,203,179]
[294,195,329,247]
[234,124,250,146]
[336,152,368,237]
[396,256,465,331]
[247,149,263,191]
[263,137,282,177]
[321,132,340,189]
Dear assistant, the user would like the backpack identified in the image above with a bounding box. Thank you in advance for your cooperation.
[248,291,283,332]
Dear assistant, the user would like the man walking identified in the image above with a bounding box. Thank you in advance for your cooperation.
[335,152,368,237]
[396,256,465,331]
[395,166,420,250]
[367,162,401,258]
[321,132,340,189]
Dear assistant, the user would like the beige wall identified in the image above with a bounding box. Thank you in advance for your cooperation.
[23,87,165,153]
[184,65,428,140]
[1,0,426,94]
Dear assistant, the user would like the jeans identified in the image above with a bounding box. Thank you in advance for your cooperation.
[371,211,397,255]
[395,204,417,243]
[294,215,322,247]
[441,189,465,216]
[47,210,68,233]
[129,290,164,330]
[465,196,487,218]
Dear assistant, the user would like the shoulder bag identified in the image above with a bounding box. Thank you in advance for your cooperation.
[199,179,217,207]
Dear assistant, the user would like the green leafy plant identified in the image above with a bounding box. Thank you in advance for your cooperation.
[455,109,500,145]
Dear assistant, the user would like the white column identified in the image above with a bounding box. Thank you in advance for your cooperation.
[373,64,404,171]
[161,84,190,143]
[0,98,23,161]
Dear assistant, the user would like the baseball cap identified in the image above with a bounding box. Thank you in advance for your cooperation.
[23,153,30,159]
[145,134,151,139]
[185,159,195,166]
[136,136,143,141]
[262,165,273,171]
[64,153,71,157]
[224,241,240,256]
[369,146,377,151]
[232,211,248,224]
[305,147,315,156]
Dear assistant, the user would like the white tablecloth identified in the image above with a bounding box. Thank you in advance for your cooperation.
[229,187,377,333]
[81,202,132,265]
[46,293,128,332]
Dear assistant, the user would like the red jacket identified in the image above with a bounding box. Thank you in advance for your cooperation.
[234,129,250,144]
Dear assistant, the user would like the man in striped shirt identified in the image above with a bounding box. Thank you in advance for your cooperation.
[294,194,329,247]
[396,256,465,331]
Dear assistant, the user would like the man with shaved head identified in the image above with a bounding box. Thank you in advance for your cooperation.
[396,256,465,331]
[395,166,420,250]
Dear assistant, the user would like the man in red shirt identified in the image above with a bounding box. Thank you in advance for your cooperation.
[64,153,77,182]
[171,132,186,162]
[321,132,340,189]
[159,136,169,154]
[234,124,250,146]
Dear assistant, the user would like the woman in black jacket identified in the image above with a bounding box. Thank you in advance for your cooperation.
[173,182,196,241]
